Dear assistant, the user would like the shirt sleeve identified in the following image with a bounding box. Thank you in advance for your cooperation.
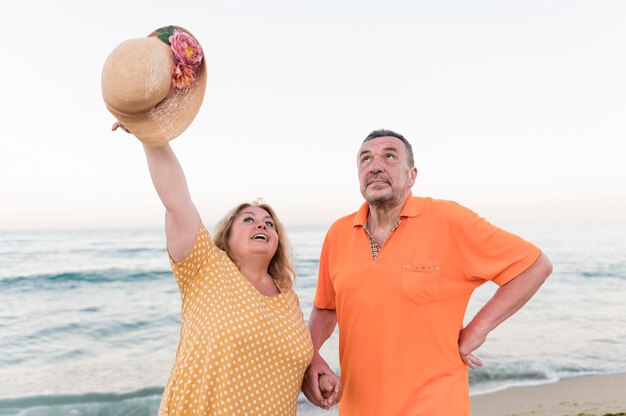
[461,211,542,286]
[169,224,215,289]
[313,228,337,310]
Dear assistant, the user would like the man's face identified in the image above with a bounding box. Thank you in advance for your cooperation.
[357,136,417,209]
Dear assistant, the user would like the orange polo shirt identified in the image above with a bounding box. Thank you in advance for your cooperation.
[314,195,541,416]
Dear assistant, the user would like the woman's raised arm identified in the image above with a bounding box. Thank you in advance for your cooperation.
[113,122,200,261]
[142,143,201,262]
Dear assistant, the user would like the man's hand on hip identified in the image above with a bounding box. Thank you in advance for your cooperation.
[458,326,485,369]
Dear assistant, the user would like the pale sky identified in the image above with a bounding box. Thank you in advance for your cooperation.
[1,0,625,230]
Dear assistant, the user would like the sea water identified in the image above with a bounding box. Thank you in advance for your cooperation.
[1,222,625,415]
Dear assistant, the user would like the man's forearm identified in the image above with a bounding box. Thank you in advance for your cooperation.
[302,306,339,408]
[467,253,553,336]
[459,253,552,368]
[309,306,337,351]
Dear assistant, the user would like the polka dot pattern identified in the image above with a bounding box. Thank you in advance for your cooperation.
[158,225,314,415]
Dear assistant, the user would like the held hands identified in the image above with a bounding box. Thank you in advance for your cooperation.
[302,352,342,410]
[458,326,486,369]
[319,373,342,409]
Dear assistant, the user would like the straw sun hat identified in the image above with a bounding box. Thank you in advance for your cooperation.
[101,26,206,146]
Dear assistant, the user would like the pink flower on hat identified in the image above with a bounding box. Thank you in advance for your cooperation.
[153,26,204,91]
[170,31,203,67]
[172,64,197,90]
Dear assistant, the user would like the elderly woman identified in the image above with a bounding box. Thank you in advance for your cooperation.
[114,127,341,415]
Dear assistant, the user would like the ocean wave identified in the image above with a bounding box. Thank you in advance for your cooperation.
[294,258,320,264]
[468,365,617,396]
[0,388,163,416]
[2,313,180,366]
[468,362,560,396]
[0,390,329,416]
[294,258,320,279]
[0,246,162,257]
[469,361,558,384]
[0,269,171,288]
[580,270,625,279]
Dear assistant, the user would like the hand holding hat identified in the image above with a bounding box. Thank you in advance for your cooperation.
[102,26,206,146]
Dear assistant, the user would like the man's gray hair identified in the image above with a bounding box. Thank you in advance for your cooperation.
[363,129,414,167]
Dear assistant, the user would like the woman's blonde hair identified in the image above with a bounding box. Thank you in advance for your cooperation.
[213,201,295,291]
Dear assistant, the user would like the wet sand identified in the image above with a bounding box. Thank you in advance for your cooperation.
[471,372,626,416]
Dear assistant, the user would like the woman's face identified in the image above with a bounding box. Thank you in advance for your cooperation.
[227,206,279,264]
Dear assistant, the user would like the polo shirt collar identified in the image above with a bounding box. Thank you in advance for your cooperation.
[353,192,421,227]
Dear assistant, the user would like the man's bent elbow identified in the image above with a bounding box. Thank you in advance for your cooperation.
[539,253,553,277]
[533,253,553,285]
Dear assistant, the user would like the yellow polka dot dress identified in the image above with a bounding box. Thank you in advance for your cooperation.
[158,225,314,415]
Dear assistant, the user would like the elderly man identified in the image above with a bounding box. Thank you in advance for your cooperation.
[302,129,552,415]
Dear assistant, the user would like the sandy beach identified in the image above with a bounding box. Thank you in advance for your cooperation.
[471,373,626,416]
[298,373,626,416]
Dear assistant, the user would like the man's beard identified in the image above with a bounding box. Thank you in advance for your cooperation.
[366,189,402,211]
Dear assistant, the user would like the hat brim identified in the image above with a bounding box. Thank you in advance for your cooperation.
[107,60,206,147]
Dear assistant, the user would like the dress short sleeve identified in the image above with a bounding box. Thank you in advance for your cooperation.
[169,224,215,289]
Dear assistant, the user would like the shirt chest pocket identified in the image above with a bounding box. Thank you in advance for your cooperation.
[401,262,441,305]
